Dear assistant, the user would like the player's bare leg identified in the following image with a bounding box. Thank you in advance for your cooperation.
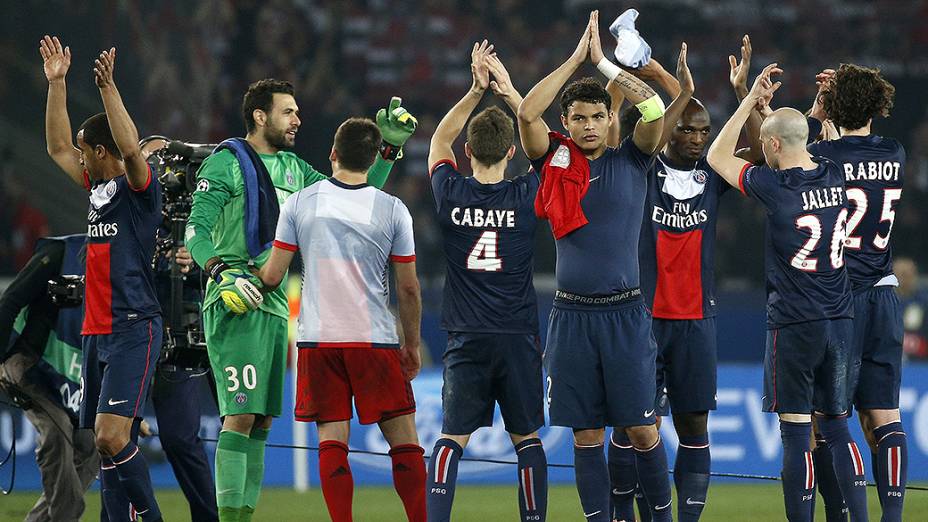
[859,408,906,520]
[671,412,711,521]
[380,414,426,522]
[624,425,672,522]
[96,413,162,521]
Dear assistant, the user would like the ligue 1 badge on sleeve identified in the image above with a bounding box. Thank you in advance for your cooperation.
[551,145,571,169]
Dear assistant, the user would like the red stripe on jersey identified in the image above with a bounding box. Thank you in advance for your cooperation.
[429,159,458,177]
[653,229,704,319]
[273,240,298,252]
[738,162,752,195]
[390,254,416,263]
[82,169,92,191]
[82,242,113,334]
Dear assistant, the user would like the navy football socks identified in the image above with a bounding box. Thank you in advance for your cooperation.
[817,416,868,521]
[813,439,848,521]
[426,438,463,522]
[607,431,637,521]
[515,438,548,521]
[675,433,711,522]
[634,436,672,522]
[873,421,907,521]
[780,420,815,522]
[112,441,161,521]
[574,443,610,521]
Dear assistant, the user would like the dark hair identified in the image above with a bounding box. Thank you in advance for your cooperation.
[242,79,295,133]
[466,106,514,166]
[560,77,611,116]
[78,113,121,159]
[334,118,382,172]
[822,64,895,131]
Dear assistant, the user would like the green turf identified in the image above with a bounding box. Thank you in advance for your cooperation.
[1,484,925,521]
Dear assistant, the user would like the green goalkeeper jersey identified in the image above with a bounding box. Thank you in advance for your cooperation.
[186,148,394,318]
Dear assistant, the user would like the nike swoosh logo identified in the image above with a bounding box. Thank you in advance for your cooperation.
[589,176,601,182]
[657,170,667,177]
[613,488,635,495]
[107,399,128,406]
[686,498,706,505]
[584,511,602,518]
[643,409,655,417]
[217,488,238,495]
[655,501,672,510]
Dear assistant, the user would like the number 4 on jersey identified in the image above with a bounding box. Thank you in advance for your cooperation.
[467,231,502,272]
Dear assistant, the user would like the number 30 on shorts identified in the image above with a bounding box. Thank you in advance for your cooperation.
[224,364,258,391]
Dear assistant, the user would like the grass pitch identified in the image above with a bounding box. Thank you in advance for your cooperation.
[0,483,926,520]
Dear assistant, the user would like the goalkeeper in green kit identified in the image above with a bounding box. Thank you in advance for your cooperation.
[185,79,417,521]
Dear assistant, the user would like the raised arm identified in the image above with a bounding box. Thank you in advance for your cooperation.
[729,35,765,163]
[708,63,782,187]
[486,53,524,115]
[371,97,418,188]
[588,10,663,153]
[517,20,591,160]
[393,261,422,380]
[654,43,694,152]
[93,48,149,189]
[605,78,626,148]
[427,40,492,168]
[40,35,83,185]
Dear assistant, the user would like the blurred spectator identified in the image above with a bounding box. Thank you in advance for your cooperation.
[896,257,928,361]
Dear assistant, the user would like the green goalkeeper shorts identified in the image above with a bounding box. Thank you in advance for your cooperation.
[203,304,289,417]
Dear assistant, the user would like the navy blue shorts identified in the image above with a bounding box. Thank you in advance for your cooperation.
[79,317,162,429]
[544,299,657,429]
[762,318,853,416]
[850,286,903,410]
[441,332,544,436]
[654,317,717,416]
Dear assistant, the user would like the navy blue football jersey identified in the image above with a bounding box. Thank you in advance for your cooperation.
[530,138,651,295]
[739,158,853,328]
[807,135,905,290]
[430,160,539,334]
[639,155,729,319]
[82,167,162,334]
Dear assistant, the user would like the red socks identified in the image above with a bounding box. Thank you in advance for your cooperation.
[390,444,427,522]
[319,440,354,522]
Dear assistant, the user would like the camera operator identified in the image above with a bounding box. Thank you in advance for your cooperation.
[0,235,96,522]
[140,137,218,522]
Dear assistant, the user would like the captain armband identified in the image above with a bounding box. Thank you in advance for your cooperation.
[635,94,666,123]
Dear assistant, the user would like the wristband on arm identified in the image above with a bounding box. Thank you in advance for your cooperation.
[596,57,622,81]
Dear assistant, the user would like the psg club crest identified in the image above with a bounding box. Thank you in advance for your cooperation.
[234,392,248,405]
[285,170,295,186]
[90,179,119,210]
[692,170,708,184]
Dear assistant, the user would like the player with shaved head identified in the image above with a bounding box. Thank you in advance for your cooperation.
[708,65,869,522]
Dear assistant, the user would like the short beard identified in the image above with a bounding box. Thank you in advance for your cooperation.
[268,127,293,151]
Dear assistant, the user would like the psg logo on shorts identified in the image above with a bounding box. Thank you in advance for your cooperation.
[692,170,708,184]
[234,392,248,405]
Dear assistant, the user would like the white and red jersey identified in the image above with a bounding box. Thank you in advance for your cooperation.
[274,178,415,349]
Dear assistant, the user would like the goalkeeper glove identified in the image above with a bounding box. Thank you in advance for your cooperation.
[209,261,263,314]
[376,96,418,160]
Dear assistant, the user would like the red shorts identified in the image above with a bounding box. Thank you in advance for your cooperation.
[295,348,416,425]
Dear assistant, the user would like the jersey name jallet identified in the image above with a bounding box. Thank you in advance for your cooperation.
[801,186,844,211]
